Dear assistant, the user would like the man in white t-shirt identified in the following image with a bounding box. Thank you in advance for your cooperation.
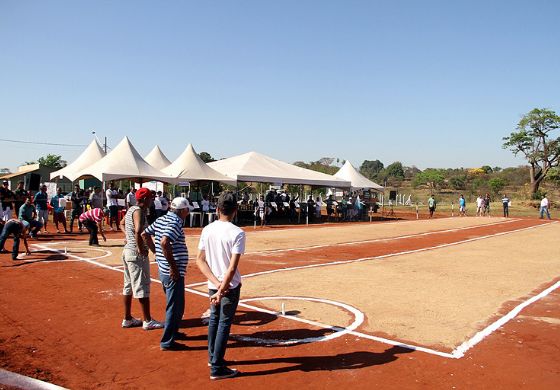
[106,183,120,231]
[196,191,245,380]
[539,196,551,219]
[125,188,137,209]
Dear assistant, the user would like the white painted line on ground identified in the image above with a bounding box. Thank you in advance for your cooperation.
[235,296,364,345]
[31,243,456,358]
[0,368,67,390]
[244,218,519,256]
[30,220,559,361]
[237,221,558,283]
[451,278,560,358]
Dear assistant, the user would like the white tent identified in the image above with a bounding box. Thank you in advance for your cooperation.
[144,145,172,170]
[50,139,106,181]
[208,151,351,187]
[163,144,236,185]
[75,137,177,183]
[334,160,384,191]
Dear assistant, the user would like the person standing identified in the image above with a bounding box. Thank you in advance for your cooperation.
[69,184,84,233]
[196,192,245,380]
[428,195,437,218]
[484,193,491,217]
[142,197,190,351]
[539,195,551,219]
[501,194,510,217]
[125,188,137,209]
[459,194,466,217]
[79,208,107,246]
[0,219,31,260]
[50,187,69,233]
[120,188,163,331]
[201,195,210,225]
[106,183,120,231]
[0,180,15,221]
[256,195,266,227]
[13,181,28,218]
[34,184,49,233]
[89,186,103,210]
[476,195,483,216]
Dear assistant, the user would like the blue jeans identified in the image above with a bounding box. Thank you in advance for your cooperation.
[0,221,21,260]
[208,285,240,371]
[540,206,551,219]
[159,271,185,348]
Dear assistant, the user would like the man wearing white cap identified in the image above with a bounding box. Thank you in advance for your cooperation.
[142,197,190,350]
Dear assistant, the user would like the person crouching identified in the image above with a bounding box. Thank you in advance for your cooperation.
[79,208,106,246]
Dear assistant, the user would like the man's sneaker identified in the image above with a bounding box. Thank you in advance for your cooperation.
[210,367,239,380]
[121,317,142,328]
[143,319,164,330]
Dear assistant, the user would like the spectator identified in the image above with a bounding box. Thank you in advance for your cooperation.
[69,184,85,233]
[89,186,103,210]
[0,180,15,221]
[125,188,137,209]
[120,187,163,331]
[539,195,551,219]
[196,192,245,380]
[34,184,49,233]
[18,197,42,238]
[501,194,510,218]
[106,183,120,231]
[13,181,28,217]
[142,197,190,351]
[428,195,436,218]
[50,187,69,233]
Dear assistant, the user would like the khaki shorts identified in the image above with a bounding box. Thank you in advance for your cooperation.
[122,248,151,298]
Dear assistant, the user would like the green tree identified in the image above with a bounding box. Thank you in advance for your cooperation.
[546,167,560,187]
[412,169,445,191]
[360,160,384,180]
[198,152,215,163]
[449,175,467,190]
[385,161,405,180]
[502,108,560,195]
[481,165,493,174]
[37,154,67,168]
[488,177,507,194]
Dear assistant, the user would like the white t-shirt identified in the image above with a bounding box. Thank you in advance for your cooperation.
[476,197,483,207]
[126,192,137,207]
[106,189,118,207]
[201,199,210,212]
[540,198,549,208]
[198,220,245,290]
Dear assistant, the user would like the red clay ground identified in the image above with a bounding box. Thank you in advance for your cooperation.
[0,216,559,389]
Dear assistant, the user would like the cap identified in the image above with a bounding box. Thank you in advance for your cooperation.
[170,197,189,210]
[135,188,151,201]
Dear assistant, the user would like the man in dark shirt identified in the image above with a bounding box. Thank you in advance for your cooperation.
[69,184,84,233]
[0,180,15,221]
[13,181,29,215]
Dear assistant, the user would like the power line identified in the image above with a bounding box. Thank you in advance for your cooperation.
[0,138,87,147]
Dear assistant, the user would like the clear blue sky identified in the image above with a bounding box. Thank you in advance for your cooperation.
[1,0,558,172]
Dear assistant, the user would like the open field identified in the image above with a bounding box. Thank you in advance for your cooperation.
[0,215,559,389]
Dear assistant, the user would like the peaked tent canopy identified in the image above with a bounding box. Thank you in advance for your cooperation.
[208,151,351,187]
[50,139,106,181]
[75,137,177,183]
[334,160,384,191]
[163,144,236,185]
[144,145,172,170]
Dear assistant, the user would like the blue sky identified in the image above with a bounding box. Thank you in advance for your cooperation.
[1,0,558,172]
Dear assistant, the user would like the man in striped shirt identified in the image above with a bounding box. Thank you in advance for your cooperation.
[79,208,106,246]
[142,197,190,350]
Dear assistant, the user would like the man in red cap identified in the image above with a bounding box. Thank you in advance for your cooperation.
[120,187,163,330]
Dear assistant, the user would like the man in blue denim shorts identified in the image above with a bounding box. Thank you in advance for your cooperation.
[197,191,245,380]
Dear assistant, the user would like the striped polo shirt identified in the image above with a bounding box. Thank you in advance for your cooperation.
[144,211,188,276]
[79,208,104,223]
[124,206,147,251]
